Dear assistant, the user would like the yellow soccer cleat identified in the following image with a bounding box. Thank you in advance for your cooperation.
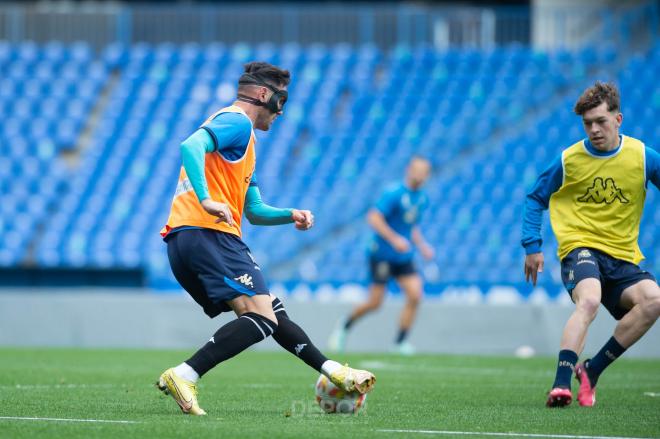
[156,368,207,416]
[329,365,376,394]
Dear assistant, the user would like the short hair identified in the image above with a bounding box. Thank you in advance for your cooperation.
[239,61,291,89]
[574,81,620,115]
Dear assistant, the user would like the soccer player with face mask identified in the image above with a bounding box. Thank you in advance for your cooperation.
[157,62,375,415]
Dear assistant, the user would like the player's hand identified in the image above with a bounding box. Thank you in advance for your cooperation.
[420,243,435,261]
[291,209,314,231]
[391,236,411,253]
[201,199,234,226]
[524,252,544,286]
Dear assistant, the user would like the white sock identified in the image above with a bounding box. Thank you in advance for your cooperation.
[173,362,199,383]
[321,360,343,377]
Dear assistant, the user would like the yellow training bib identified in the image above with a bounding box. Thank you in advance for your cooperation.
[549,135,647,264]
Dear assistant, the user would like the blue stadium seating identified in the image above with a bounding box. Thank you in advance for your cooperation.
[0,40,657,296]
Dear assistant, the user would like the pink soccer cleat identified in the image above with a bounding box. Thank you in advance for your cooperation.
[575,362,596,407]
[546,387,572,407]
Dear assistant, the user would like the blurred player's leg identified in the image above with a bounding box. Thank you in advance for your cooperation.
[547,278,601,407]
[271,296,376,394]
[577,279,660,406]
[328,283,386,352]
[395,273,423,355]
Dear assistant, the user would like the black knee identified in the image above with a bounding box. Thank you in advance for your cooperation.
[241,312,278,339]
[272,297,290,320]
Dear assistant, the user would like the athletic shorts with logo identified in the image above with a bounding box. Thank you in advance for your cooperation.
[560,247,656,320]
[166,228,269,318]
[369,256,417,284]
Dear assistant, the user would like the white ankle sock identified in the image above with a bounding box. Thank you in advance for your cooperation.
[321,360,342,377]
[174,362,199,383]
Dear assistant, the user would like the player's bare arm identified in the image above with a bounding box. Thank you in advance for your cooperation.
[367,209,410,253]
[411,226,434,260]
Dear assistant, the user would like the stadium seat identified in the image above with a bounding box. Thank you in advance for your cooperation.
[1,40,656,296]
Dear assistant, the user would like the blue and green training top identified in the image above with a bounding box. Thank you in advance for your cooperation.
[171,111,294,234]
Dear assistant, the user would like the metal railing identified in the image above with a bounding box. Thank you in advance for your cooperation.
[0,2,656,50]
[0,2,530,49]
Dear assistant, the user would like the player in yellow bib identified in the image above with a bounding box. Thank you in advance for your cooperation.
[522,82,660,407]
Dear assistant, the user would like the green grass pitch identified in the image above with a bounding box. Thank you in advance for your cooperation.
[1,348,659,439]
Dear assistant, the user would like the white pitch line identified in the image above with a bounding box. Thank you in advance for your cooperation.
[377,429,659,439]
[0,416,138,424]
[643,392,660,397]
[0,384,118,390]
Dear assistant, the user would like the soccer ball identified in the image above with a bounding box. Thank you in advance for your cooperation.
[314,374,367,414]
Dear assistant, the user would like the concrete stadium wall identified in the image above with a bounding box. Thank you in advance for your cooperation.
[1,289,659,358]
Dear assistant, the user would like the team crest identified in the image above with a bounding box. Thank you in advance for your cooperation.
[404,207,419,224]
[577,250,591,259]
[401,193,411,208]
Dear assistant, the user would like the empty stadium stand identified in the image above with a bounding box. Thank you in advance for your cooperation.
[0,40,657,297]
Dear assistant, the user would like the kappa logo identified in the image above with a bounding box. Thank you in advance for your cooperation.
[295,343,307,356]
[209,336,215,343]
[578,250,592,259]
[234,273,254,288]
[568,270,574,281]
[577,177,629,204]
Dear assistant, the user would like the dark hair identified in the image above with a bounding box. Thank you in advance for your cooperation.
[574,81,620,115]
[239,61,290,88]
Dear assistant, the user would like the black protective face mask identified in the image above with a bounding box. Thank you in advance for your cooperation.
[237,74,288,113]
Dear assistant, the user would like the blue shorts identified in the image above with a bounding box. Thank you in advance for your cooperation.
[166,228,269,318]
[560,247,656,320]
[369,256,417,284]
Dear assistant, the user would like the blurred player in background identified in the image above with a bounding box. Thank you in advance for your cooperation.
[522,81,660,407]
[157,61,375,415]
[329,156,435,355]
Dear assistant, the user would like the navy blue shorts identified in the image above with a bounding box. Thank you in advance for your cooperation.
[166,228,269,318]
[369,257,417,284]
[560,247,656,320]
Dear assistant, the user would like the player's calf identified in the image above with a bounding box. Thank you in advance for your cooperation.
[186,312,277,377]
